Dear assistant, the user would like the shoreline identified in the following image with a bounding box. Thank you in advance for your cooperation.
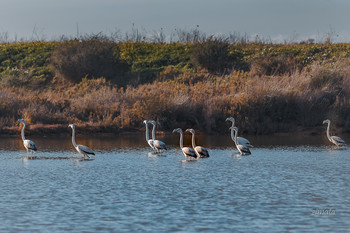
[0,123,338,137]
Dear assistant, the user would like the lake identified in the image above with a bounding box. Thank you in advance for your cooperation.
[0,133,349,232]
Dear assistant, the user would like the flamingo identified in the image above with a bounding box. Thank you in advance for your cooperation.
[225,117,253,147]
[17,119,37,158]
[230,126,251,155]
[143,120,156,150]
[323,119,346,146]
[149,120,167,152]
[172,128,197,160]
[185,129,209,158]
[68,124,95,159]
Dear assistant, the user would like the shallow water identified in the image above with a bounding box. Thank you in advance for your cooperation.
[0,134,349,232]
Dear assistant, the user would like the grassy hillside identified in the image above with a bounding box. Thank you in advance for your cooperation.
[1,38,350,135]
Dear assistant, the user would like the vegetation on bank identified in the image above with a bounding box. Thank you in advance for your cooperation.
[1,35,350,135]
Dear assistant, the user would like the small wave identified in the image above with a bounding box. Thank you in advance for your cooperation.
[22,156,93,161]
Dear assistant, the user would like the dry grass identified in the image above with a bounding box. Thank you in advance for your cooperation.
[2,59,350,135]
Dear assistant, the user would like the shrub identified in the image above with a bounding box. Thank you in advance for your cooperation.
[50,36,129,83]
[190,38,232,73]
[307,59,350,92]
[250,54,301,76]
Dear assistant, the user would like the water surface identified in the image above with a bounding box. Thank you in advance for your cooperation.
[0,134,349,232]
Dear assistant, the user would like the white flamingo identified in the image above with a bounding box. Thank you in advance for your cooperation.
[172,128,197,160]
[17,119,37,158]
[68,124,95,159]
[226,117,253,148]
[149,120,167,152]
[230,126,251,155]
[185,129,210,158]
[323,119,346,146]
[143,120,156,150]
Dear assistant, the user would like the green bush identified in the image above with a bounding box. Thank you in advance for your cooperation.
[0,42,56,87]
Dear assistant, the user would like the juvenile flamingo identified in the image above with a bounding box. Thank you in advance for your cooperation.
[143,120,156,151]
[69,124,95,159]
[172,128,197,160]
[185,129,209,158]
[230,126,251,155]
[149,120,167,152]
[225,117,253,148]
[17,119,37,158]
[323,119,346,146]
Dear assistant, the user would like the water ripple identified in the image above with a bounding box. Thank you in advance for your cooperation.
[0,143,349,232]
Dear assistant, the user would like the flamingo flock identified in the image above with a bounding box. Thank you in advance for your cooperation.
[16,117,346,160]
[142,117,346,160]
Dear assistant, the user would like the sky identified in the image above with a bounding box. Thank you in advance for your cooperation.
[1,0,350,43]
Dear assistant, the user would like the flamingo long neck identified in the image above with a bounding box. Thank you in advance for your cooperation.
[178,131,184,149]
[71,127,77,147]
[326,121,331,139]
[234,128,239,144]
[145,123,150,141]
[151,124,156,140]
[191,132,197,148]
[21,123,26,141]
[230,128,236,144]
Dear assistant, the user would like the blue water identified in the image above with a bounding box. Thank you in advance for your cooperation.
[0,134,349,232]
